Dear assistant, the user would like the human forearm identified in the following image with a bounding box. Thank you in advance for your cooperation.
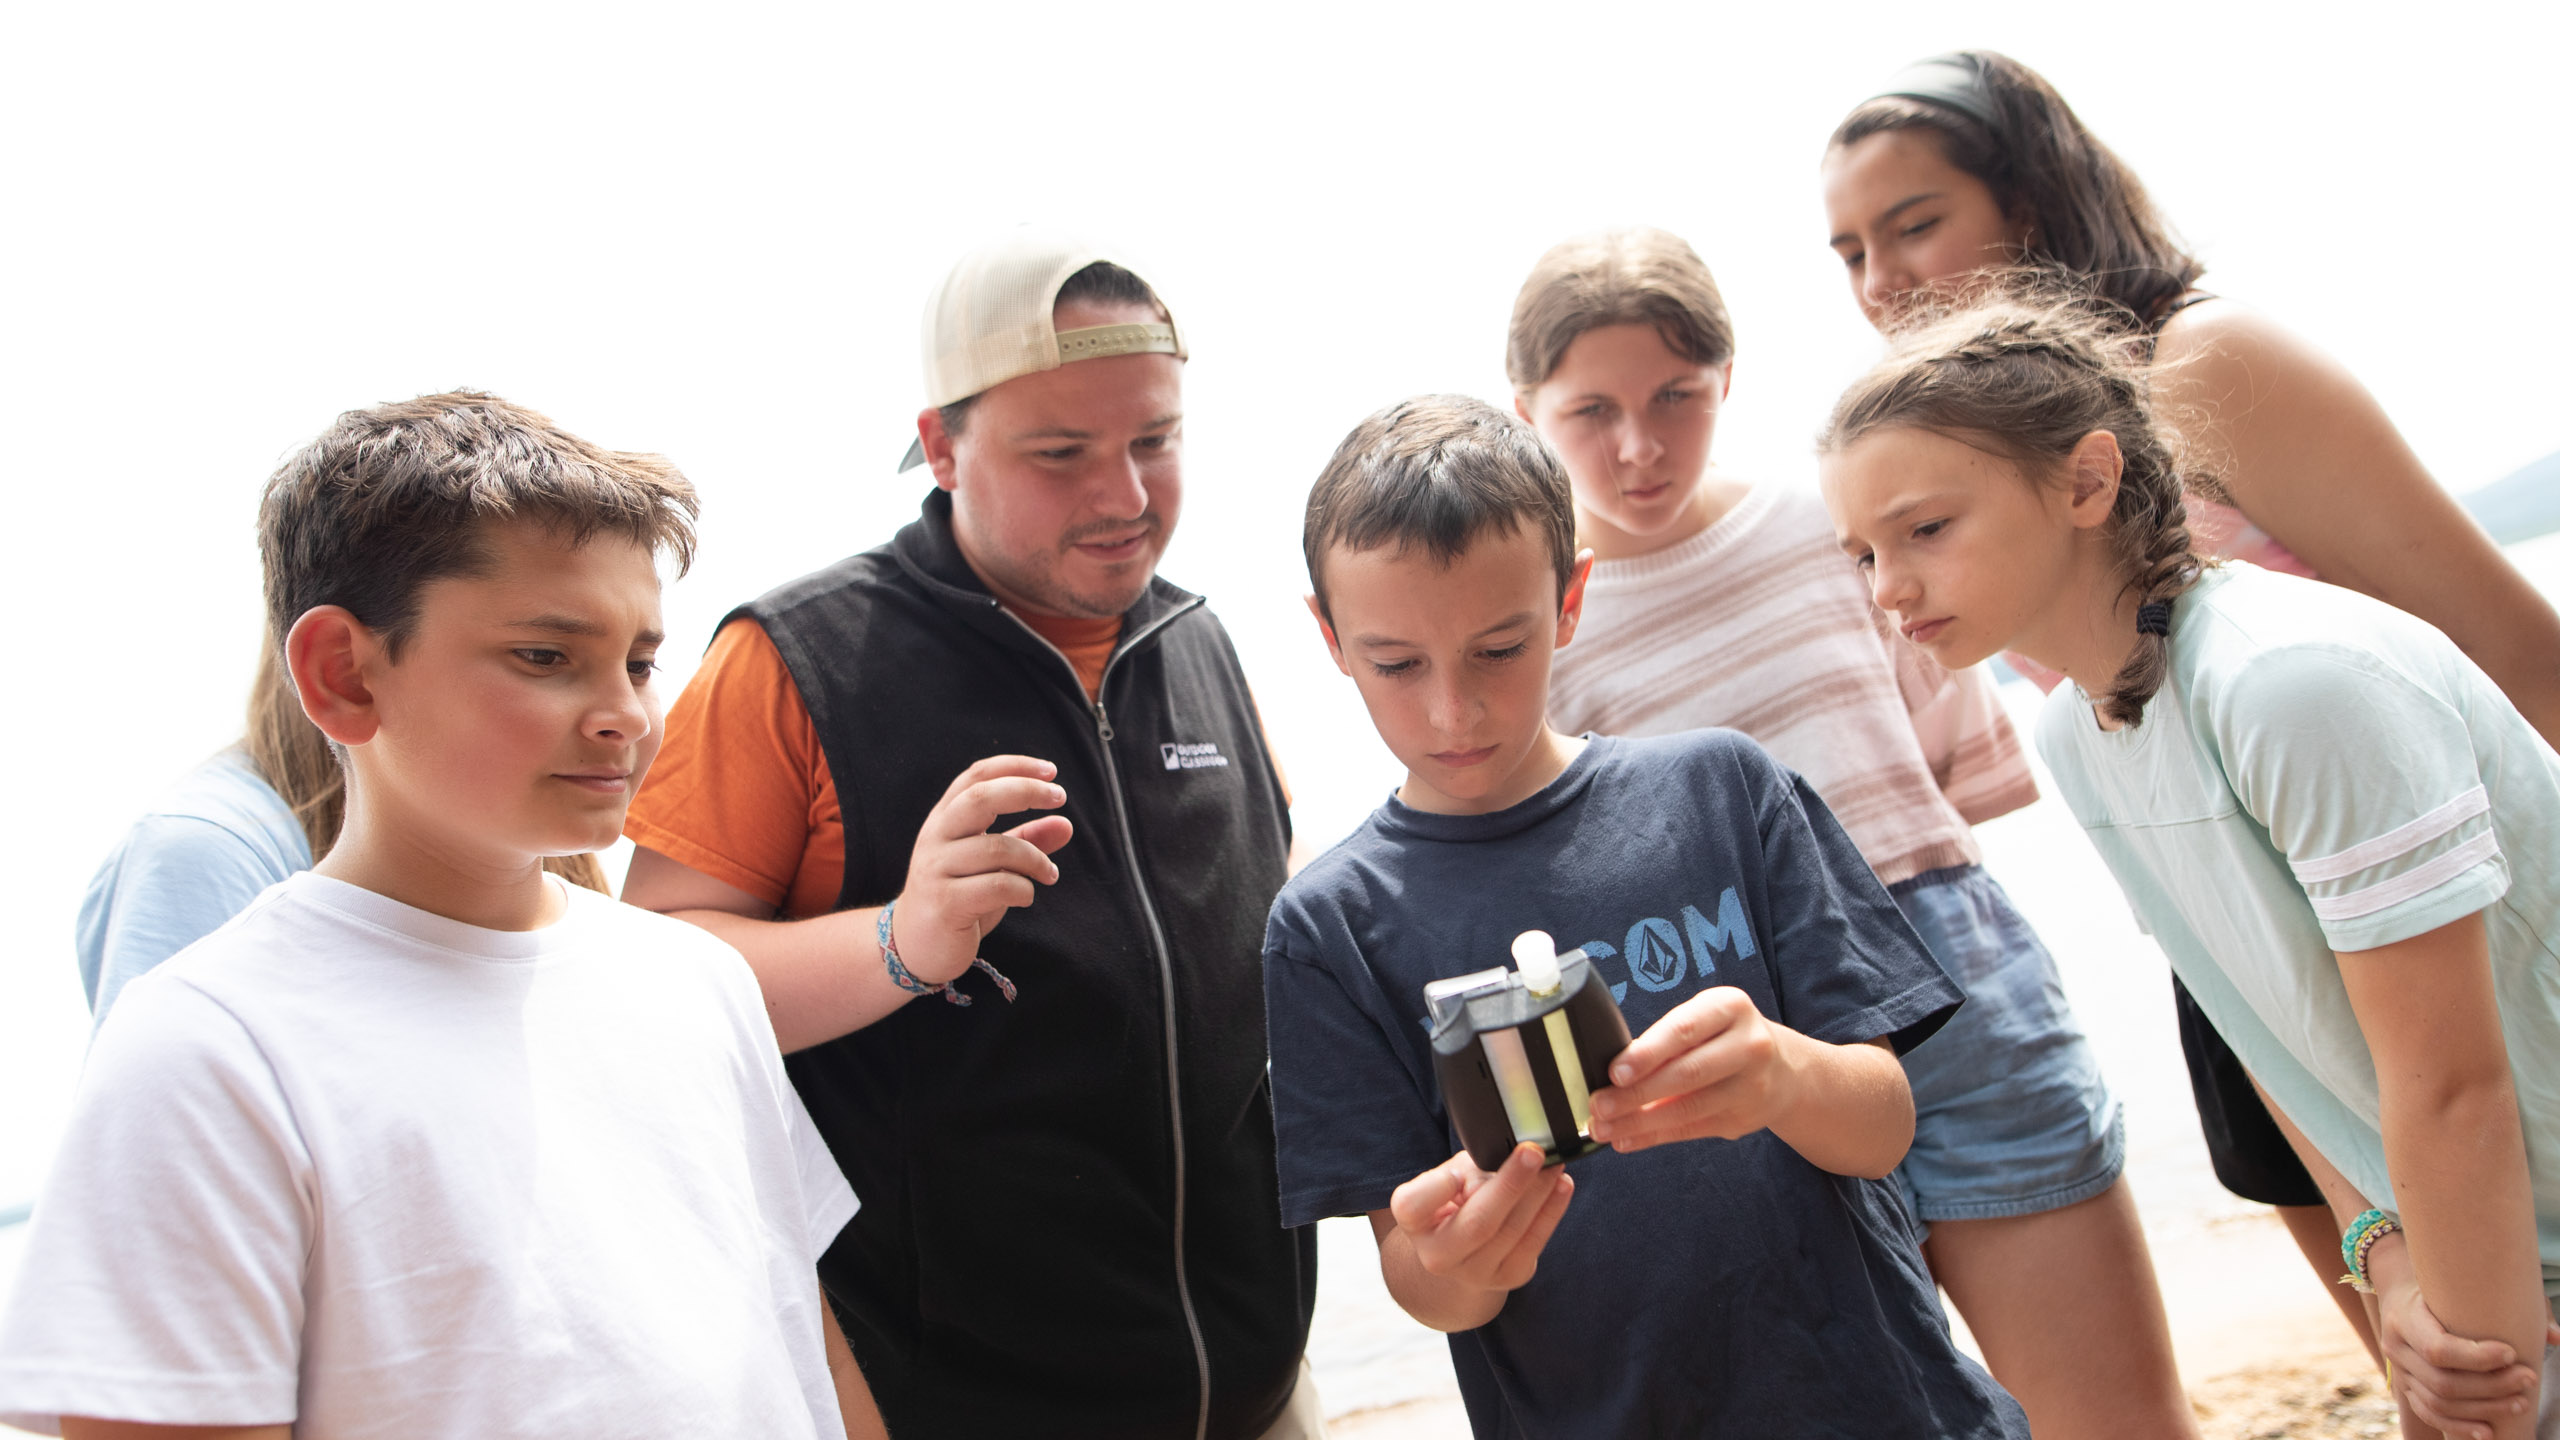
[1766,1033,1912,1178]
[2252,1075,2551,1440]
[2380,1077,2546,1405]
[2329,915,2549,1438]
[670,907,914,1053]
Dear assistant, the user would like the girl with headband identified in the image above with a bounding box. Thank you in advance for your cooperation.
[1820,48,2560,1373]
[1821,296,2560,1440]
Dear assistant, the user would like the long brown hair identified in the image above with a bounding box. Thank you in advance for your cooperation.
[1820,297,2204,726]
[1830,51,2204,329]
[241,642,610,892]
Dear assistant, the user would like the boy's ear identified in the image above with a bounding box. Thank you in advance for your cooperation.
[2064,430,2125,530]
[1718,360,1735,402]
[1512,390,1535,426]
[1553,549,1597,650]
[917,407,961,492]
[286,605,384,747]
[1304,593,1352,678]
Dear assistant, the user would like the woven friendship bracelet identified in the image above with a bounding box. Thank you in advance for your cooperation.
[876,900,1019,1008]
[2337,1207,2401,1294]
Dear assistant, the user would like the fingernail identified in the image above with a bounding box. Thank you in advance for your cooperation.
[1611,1065,1632,1084]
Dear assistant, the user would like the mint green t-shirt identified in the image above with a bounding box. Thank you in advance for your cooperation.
[2037,564,2560,1297]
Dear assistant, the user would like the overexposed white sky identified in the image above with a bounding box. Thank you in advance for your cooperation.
[3,0,2555,1200]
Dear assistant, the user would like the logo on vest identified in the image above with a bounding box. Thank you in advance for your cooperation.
[1160,740,1230,771]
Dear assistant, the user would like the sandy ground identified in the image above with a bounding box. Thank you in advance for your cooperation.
[1321,1348,2398,1439]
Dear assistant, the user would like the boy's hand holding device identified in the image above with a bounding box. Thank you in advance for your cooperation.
[891,755,1075,988]
[1588,987,1792,1151]
[1590,989,1912,1178]
[1375,1144,1575,1332]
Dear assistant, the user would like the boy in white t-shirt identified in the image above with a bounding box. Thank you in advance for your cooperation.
[0,393,886,1440]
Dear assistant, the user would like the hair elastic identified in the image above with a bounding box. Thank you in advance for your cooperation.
[1870,54,1999,131]
[2135,599,2175,637]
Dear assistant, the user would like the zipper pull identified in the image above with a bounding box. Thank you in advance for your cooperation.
[1094,702,1114,742]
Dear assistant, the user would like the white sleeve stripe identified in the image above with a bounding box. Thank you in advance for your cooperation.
[2308,830,2501,923]
[2290,786,2490,884]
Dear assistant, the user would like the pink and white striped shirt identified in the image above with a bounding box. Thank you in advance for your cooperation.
[1550,481,2037,885]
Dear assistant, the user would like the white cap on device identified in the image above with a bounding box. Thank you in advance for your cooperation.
[899,226,1186,471]
[1511,930,1561,996]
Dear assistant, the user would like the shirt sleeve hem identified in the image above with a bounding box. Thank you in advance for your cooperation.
[2315,859,2508,955]
[0,1364,297,1432]
[807,1173,860,1258]
[1280,1175,1414,1230]
[1948,771,2040,828]
[1796,978,1965,1058]
[622,815,794,912]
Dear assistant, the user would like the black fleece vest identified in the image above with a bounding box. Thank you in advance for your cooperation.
[740,491,1311,1440]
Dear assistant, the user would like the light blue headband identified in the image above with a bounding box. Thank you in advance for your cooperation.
[1871,54,1998,131]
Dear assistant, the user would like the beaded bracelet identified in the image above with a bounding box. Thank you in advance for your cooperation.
[2337,1207,2401,1294]
[876,900,1018,1008]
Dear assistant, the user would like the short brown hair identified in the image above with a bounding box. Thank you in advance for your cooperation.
[1506,228,1734,392]
[1303,395,1577,622]
[259,391,699,657]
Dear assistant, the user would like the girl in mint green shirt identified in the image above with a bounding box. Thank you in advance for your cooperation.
[1819,298,2560,1440]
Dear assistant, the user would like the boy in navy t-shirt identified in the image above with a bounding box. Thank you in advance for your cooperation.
[1268,395,2027,1438]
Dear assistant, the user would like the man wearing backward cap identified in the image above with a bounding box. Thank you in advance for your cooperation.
[624,230,1318,1440]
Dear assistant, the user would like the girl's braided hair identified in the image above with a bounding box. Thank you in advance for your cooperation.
[1820,296,2204,726]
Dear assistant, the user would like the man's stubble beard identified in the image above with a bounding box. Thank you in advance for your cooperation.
[980,514,1168,621]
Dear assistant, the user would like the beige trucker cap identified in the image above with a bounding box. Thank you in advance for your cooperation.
[898,227,1185,471]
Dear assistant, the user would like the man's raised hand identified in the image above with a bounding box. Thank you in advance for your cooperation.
[891,755,1074,987]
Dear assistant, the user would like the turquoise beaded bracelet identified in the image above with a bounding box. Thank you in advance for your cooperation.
[2337,1207,2400,1294]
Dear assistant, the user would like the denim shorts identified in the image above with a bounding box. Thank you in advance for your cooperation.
[1888,864,2125,1229]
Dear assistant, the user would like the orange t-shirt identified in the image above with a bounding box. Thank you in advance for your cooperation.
[626,613,1120,919]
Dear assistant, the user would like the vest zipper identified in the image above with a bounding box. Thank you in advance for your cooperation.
[1001,602,1216,1440]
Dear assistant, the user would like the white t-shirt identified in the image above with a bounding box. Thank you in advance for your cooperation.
[1550,481,2037,884]
[2037,564,2560,1297]
[0,872,859,1436]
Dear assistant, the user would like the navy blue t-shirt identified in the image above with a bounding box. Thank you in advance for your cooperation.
[1263,732,2026,1439]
